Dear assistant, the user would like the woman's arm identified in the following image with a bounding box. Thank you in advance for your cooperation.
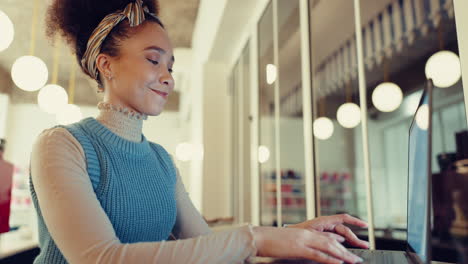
[30,128,256,263]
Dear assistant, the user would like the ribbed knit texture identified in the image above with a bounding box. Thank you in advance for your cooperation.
[30,117,177,264]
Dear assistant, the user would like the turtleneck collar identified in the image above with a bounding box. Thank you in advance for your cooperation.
[95,101,148,143]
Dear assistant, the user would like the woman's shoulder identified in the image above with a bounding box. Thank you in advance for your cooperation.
[148,142,175,159]
[147,141,167,153]
[33,126,85,157]
[35,126,76,144]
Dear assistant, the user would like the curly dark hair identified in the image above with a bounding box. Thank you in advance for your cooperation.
[46,0,164,86]
[0,139,5,153]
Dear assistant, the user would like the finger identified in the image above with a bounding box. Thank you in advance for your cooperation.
[341,214,368,228]
[331,239,365,264]
[305,233,362,264]
[303,247,344,264]
[313,239,362,263]
[321,232,345,243]
[335,224,370,249]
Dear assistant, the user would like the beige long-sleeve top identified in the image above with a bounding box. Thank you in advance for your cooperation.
[30,102,257,263]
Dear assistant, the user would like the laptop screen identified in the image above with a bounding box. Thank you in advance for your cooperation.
[407,83,432,263]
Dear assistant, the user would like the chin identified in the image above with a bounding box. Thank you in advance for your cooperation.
[145,106,164,116]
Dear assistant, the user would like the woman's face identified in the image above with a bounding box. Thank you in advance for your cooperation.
[98,21,175,116]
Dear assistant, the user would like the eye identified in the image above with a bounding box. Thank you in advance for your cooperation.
[147,59,159,65]
[168,68,173,74]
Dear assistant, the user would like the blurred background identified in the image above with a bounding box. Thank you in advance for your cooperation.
[0,0,467,263]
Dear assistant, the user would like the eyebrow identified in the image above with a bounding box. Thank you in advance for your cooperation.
[144,46,175,62]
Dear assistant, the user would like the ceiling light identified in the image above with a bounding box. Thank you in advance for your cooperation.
[425,50,461,88]
[313,117,334,140]
[415,104,429,130]
[372,82,403,112]
[266,64,277,85]
[258,145,270,164]
[38,84,68,114]
[0,10,14,52]
[337,103,361,128]
[11,56,48,92]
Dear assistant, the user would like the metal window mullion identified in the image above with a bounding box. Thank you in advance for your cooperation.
[238,53,245,224]
[233,68,239,223]
[250,28,261,226]
[299,0,316,220]
[231,71,237,221]
[273,0,282,227]
[353,0,376,250]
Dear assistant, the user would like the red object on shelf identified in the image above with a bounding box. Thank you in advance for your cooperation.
[267,197,277,206]
[342,172,352,180]
[332,172,340,182]
[281,184,292,192]
[283,197,293,206]
[0,158,14,234]
[321,172,329,181]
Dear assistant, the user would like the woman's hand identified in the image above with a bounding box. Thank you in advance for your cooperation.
[287,214,370,249]
[252,226,364,264]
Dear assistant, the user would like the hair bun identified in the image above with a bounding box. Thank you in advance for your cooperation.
[45,0,160,54]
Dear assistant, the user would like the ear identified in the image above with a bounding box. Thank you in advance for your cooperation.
[95,53,113,79]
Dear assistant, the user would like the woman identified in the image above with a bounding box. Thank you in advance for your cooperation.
[30,0,369,263]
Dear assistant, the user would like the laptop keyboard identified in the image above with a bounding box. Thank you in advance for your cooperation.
[349,249,409,263]
[245,250,410,264]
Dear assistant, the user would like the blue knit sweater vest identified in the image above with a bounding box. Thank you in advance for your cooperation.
[29,117,177,263]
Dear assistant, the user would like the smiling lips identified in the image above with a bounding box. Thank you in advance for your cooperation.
[151,89,169,99]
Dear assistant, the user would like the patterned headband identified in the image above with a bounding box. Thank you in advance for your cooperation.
[81,0,160,80]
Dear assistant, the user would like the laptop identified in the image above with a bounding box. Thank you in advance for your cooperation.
[247,79,434,264]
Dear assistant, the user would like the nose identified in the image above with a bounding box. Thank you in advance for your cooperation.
[160,69,174,88]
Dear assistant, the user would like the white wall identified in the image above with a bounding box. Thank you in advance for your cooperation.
[192,0,229,64]
[190,0,233,213]
[454,0,468,123]
[186,57,204,212]
[201,62,232,219]
[191,0,275,218]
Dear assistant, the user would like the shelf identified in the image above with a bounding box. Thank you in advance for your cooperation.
[263,206,306,211]
[264,179,304,185]
[264,192,305,197]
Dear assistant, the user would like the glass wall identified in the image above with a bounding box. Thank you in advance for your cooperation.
[277,0,307,225]
[357,0,467,244]
[257,2,277,226]
[309,0,362,220]
[305,0,467,247]
[229,1,468,260]
[230,42,252,225]
[256,0,309,226]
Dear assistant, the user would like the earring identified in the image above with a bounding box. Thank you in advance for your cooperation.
[106,75,112,81]
[97,83,104,93]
